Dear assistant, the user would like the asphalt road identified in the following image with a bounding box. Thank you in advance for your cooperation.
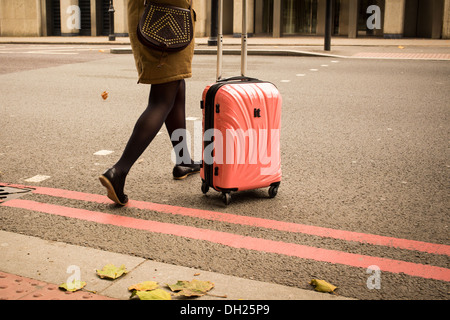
[0,44,449,300]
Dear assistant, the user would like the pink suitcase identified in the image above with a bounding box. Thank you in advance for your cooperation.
[200,0,282,205]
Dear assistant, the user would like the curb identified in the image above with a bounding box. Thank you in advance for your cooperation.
[109,47,450,60]
[109,47,345,58]
[194,48,345,58]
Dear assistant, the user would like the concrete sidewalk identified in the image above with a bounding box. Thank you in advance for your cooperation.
[0,230,351,300]
[1,36,450,59]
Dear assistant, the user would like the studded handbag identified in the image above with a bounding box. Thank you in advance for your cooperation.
[137,0,194,52]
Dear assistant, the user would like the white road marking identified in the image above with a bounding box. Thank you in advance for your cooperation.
[0,46,97,55]
[94,150,114,156]
[25,175,51,183]
[25,51,78,55]
[0,51,78,55]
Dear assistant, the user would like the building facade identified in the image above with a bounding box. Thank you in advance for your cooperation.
[1,0,449,39]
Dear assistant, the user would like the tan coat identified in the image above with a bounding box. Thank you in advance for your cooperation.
[127,0,195,84]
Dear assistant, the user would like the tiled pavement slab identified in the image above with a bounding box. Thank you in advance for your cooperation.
[0,271,115,300]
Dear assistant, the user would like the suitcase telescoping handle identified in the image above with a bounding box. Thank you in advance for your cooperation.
[216,0,248,81]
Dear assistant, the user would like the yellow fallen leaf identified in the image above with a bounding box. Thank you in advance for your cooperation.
[128,281,159,292]
[309,279,338,293]
[59,280,86,292]
[168,279,214,297]
[398,46,405,49]
[134,289,172,300]
[96,264,128,280]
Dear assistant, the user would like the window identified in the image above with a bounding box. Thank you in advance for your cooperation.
[282,0,318,35]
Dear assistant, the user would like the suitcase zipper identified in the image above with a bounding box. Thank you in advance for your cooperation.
[204,82,223,189]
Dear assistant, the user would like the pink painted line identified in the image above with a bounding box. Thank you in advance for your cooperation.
[1,183,449,256]
[352,52,450,60]
[3,199,450,282]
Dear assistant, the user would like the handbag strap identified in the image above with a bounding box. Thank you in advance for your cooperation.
[144,0,193,9]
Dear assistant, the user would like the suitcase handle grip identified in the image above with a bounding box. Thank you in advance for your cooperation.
[217,76,258,83]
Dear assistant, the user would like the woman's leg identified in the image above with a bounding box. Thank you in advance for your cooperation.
[100,80,181,204]
[164,79,200,179]
[165,79,190,165]
[115,80,181,174]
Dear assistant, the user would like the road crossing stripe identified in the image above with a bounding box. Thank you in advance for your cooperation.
[1,183,449,257]
[2,198,450,282]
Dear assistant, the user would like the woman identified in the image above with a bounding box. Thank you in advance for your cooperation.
[99,0,199,206]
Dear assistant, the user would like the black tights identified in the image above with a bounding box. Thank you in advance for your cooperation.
[112,79,192,190]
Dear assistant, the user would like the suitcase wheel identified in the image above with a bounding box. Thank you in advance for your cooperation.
[221,192,231,205]
[268,184,279,198]
[201,181,209,194]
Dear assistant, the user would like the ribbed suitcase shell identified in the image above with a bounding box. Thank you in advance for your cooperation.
[200,79,282,195]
